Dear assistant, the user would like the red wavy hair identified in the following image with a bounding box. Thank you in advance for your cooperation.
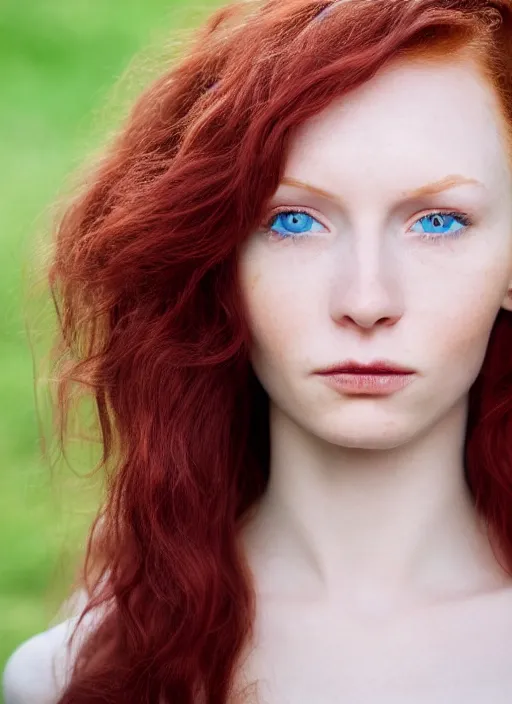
[46,0,512,701]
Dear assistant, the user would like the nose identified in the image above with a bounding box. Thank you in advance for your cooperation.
[330,245,404,330]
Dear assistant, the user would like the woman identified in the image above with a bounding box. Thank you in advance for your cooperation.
[5,0,512,701]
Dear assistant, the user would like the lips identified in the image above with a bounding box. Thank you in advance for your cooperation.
[315,360,417,396]
[315,359,416,375]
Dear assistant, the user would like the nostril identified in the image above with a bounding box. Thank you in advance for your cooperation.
[337,314,401,331]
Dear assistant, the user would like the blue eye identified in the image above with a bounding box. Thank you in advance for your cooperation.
[264,209,472,241]
[265,210,325,239]
[411,211,472,238]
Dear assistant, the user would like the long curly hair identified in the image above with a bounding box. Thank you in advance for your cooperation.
[46,0,512,701]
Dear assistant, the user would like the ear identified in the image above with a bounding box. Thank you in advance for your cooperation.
[502,286,512,312]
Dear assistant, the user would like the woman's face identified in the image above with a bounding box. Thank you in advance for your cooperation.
[238,53,512,450]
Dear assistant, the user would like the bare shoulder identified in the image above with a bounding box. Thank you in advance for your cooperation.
[2,618,79,704]
[2,591,102,704]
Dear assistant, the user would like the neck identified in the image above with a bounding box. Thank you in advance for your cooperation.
[240,398,510,614]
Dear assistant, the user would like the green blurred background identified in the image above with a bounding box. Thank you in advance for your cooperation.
[0,0,222,693]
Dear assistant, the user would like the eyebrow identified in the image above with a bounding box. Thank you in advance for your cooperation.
[279,175,485,203]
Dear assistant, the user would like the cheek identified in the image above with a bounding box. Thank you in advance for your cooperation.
[239,249,318,371]
[243,281,307,367]
[427,277,505,381]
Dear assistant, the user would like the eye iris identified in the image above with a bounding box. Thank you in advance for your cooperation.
[279,212,313,233]
[269,211,465,238]
[424,214,454,233]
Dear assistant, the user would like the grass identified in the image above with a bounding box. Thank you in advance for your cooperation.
[0,0,223,692]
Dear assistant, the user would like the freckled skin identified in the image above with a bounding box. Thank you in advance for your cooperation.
[234,54,512,703]
[239,53,512,451]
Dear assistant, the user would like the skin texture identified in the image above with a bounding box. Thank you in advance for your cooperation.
[6,51,512,704]
[233,52,512,703]
[237,52,512,608]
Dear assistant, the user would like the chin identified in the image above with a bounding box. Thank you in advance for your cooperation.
[312,414,418,450]
[329,434,412,450]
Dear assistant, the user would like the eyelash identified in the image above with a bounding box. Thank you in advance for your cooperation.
[262,207,473,243]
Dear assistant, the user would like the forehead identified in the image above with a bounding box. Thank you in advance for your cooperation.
[284,56,509,197]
